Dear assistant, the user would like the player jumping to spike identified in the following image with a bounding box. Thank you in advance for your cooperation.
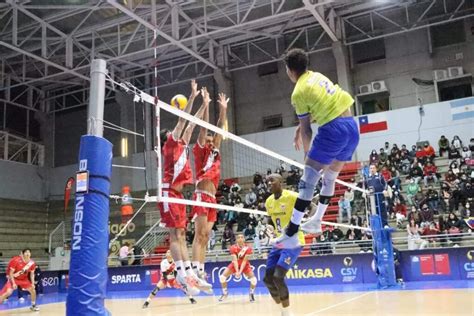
[218,233,257,303]
[191,90,228,292]
[264,174,305,316]
[143,250,196,308]
[158,80,212,296]
[0,249,39,311]
[273,48,359,249]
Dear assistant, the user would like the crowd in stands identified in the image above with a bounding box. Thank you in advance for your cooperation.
[363,135,473,249]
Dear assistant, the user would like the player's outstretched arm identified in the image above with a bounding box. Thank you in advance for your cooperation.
[196,87,211,147]
[172,79,200,140]
[298,116,312,157]
[182,89,210,145]
[213,92,229,150]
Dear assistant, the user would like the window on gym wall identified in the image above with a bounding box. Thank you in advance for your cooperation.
[351,38,386,64]
[430,20,466,48]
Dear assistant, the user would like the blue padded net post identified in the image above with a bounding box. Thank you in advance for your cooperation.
[369,192,397,289]
[66,59,111,315]
[66,136,112,315]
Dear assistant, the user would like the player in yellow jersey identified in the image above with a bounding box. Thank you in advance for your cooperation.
[264,174,305,316]
[273,48,359,248]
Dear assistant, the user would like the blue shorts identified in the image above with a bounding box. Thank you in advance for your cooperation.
[308,117,359,165]
[266,247,302,271]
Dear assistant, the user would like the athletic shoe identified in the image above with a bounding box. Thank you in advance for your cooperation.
[189,297,197,304]
[142,301,149,309]
[176,274,200,296]
[30,305,40,311]
[218,293,228,302]
[271,233,300,249]
[191,273,213,294]
[19,297,25,303]
[301,217,322,234]
[249,293,255,302]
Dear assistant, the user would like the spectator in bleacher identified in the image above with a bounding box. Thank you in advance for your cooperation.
[415,146,427,165]
[449,144,462,163]
[384,141,390,151]
[338,196,351,224]
[444,169,457,187]
[218,180,231,197]
[359,231,373,253]
[400,144,409,156]
[361,161,370,179]
[390,144,400,159]
[365,164,389,227]
[380,166,391,182]
[435,215,448,246]
[379,148,388,165]
[244,187,257,208]
[243,223,256,242]
[309,237,319,256]
[423,161,439,187]
[461,147,472,163]
[389,166,401,190]
[438,135,450,157]
[420,203,434,228]
[423,142,436,160]
[399,152,411,175]
[469,138,474,152]
[369,150,379,165]
[314,234,333,255]
[208,226,217,251]
[426,185,440,213]
[451,184,465,212]
[350,214,363,237]
[405,179,420,206]
[440,183,453,213]
[393,200,407,228]
[421,222,439,247]
[407,218,427,250]
[446,212,463,246]
[228,183,242,205]
[451,135,463,150]
[253,172,264,187]
[119,242,130,266]
[408,160,423,184]
[331,227,345,243]
[345,229,357,242]
[221,222,235,250]
[407,206,421,225]
[409,145,417,160]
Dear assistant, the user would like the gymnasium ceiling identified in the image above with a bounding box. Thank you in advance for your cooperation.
[0,0,473,112]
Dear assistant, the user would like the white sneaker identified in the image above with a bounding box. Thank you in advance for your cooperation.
[301,217,322,234]
[271,233,300,249]
[191,274,213,294]
[176,274,200,296]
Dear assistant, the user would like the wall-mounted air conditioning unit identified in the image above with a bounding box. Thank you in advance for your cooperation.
[359,84,372,94]
[371,80,387,92]
[448,66,463,78]
[433,69,448,81]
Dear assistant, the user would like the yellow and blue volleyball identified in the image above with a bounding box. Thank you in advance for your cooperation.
[170,94,188,110]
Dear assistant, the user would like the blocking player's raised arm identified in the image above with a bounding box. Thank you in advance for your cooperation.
[172,79,200,140]
[213,92,229,150]
[181,91,210,145]
[196,87,211,147]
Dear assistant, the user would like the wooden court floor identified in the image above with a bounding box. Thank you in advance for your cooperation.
[1,288,473,316]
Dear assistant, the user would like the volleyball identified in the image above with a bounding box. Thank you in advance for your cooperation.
[170,94,188,110]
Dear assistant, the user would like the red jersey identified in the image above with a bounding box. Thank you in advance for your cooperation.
[193,143,221,188]
[230,244,252,268]
[162,134,193,187]
[7,256,36,281]
[423,165,437,176]
[380,170,391,182]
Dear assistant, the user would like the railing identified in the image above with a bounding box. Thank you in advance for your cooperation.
[134,217,168,256]
[0,131,44,166]
[48,221,66,255]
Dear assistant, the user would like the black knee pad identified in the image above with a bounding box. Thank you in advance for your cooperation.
[274,267,289,300]
[295,198,311,212]
[151,287,159,296]
[263,268,275,286]
[319,195,333,205]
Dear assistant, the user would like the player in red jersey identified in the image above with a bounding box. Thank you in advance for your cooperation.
[218,234,257,302]
[191,90,228,288]
[0,249,39,311]
[142,250,196,308]
[158,80,211,295]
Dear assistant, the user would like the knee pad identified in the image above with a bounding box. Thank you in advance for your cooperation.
[250,276,257,286]
[263,269,274,285]
[319,195,333,205]
[320,169,338,196]
[151,287,159,296]
[219,275,227,283]
[298,166,322,201]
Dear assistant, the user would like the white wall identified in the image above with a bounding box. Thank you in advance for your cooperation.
[0,160,46,201]
[242,97,474,165]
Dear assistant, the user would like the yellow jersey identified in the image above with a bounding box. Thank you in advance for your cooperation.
[265,190,305,246]
[291,71,354,126]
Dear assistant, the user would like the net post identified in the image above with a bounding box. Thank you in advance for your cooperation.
[66,59,112,316]
[87,59,107,137]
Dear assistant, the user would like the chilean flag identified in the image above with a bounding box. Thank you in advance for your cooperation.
[358,112,388,134]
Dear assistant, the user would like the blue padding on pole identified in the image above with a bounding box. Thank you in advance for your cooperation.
[370,214,397,289]
[66,135,112,316]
